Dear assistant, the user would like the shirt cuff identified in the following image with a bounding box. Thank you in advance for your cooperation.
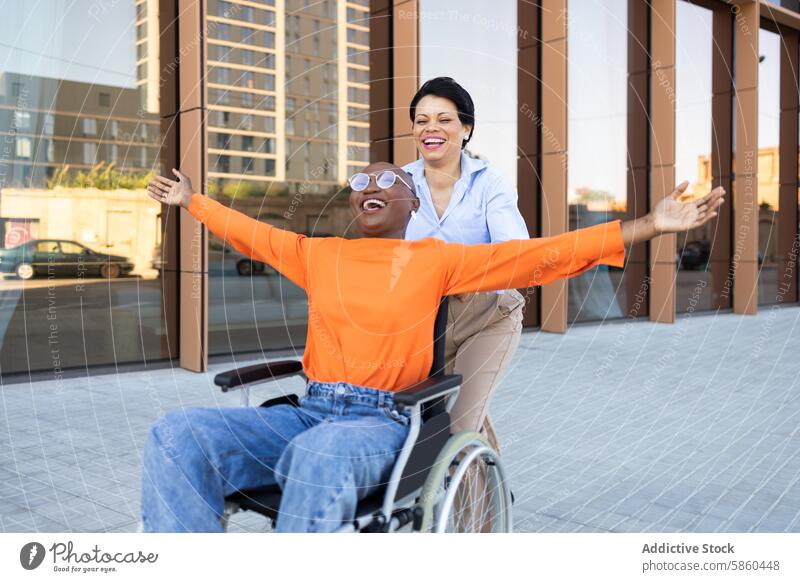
[589,219,626,268]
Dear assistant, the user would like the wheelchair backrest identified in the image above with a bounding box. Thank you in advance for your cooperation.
[421,298,450,421]
[429,298,448,377]
[395,299,452,500]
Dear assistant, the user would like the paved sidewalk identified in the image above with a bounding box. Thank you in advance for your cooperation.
[2,306,799,533]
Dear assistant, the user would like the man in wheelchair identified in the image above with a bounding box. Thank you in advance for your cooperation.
[141,164,724,532]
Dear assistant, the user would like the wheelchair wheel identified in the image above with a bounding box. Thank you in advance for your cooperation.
[417,430,512,533]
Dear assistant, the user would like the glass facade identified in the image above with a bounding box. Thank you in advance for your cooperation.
[757,28,781,305]
[419,0,519,187]
[206,0,370,357]
[567,0,628,323]
[675,1,717,312]
[0,0,169,376]
[0,2,798,378]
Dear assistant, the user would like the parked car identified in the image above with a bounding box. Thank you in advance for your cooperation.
[679,240,711,271]
[234,252,268,276]
[230,231,333,277]
[0,239,134,280]
[205,240,274,277]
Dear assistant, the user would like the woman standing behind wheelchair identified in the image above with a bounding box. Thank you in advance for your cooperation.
[403,78,528,530]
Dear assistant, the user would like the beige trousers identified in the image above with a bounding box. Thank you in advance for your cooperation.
[444,290,524,531]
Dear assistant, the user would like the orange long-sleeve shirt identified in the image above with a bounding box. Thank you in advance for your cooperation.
[188,193,626,391]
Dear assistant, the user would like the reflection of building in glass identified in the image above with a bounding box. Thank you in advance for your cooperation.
[696,146,781,210]
[695,146,784,264]
[135,0,161,114]
[203,0,370,192]
[0,72,160,188]
[0,2,169,376]
[0,72,160,274]
[0,187,160,277]
[568,187,627,212]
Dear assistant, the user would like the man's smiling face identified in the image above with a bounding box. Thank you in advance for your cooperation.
[348,162,419,238]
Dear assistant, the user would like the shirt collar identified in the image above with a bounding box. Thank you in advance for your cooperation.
[459,151,487,179]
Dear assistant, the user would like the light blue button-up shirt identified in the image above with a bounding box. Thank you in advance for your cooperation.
[402,152,530,245]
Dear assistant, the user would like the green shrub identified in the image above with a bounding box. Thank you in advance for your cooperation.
[46,162,154,190]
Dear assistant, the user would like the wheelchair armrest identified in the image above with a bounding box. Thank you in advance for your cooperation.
[214,360,303,392]
[393,374,462,408]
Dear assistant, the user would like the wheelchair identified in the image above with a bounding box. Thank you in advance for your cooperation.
[214,300,514,533]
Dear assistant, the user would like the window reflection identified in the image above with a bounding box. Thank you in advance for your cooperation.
[419,0,518,186]
[567,0,628,323]
[675,1,717,313]
[0,1,168,375]
[757,29,781,305]
[206,0,369,355]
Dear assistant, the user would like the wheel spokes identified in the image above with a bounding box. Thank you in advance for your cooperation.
[437,446,507,533]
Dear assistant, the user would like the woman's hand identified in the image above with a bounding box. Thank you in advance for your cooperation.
[147,168,194,209]
[652,181,725,234]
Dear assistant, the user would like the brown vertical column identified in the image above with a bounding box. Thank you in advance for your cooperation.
[158,0,180,361]
[778,30,799,304]
[370,2,393,162]
[649,0,676,323]
[626,0,650,318]
[160,0,208,372]
[368,0,419,166]
[539,0,568,333]
[517,0,540,328]
[392,0,420,166]
[710,5,734,310]
[732,0,759,315]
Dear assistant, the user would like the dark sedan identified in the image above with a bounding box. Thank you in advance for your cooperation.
[0,239,134,280]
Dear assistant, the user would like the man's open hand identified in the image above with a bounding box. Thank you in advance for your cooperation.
[147,168,194,209]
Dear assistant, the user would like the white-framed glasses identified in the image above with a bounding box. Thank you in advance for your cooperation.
[348,170,413,193]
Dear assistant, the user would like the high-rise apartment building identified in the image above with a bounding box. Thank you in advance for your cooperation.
[203,0,370,193]
[135,0,161,115]
[0,72,160,188]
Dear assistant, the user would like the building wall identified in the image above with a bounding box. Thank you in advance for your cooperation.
[0,187,161,277]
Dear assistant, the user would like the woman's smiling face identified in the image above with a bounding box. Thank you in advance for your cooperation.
[412,95,472,164]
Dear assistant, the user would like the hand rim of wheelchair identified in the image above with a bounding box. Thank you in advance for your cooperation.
[416,431,512,533]
[435,445,508,533]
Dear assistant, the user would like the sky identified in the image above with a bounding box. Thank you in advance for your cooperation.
[759,29,782,152]
[0,0,138,88]
[567,0,628,202]
[674,0,714,196]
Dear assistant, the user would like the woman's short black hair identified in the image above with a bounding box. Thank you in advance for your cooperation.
[409,77,475,149]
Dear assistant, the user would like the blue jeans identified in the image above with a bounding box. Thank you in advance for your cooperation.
[140,381,413,532]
